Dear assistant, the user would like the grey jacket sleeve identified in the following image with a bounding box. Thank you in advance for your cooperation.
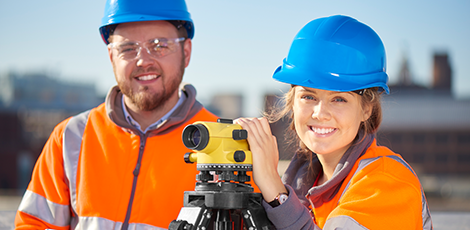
[262,185,321,230]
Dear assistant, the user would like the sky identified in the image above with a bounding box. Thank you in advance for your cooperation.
[1,0,469,117]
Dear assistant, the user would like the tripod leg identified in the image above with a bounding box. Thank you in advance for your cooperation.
[241,195,276,230]
[215,209,233,230]
[169,207,214,230]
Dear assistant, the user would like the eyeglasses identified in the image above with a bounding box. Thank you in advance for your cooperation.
[108,37,185,60]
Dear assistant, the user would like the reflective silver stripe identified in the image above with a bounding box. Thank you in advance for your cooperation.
[324,215,368,230]
[339,157,381,200]
[386,155,433,230]
[63,110,90,228]
[76,216,166,230]
[18,190,71,227]
[61,111,168,229]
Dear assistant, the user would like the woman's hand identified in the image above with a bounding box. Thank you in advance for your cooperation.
[235,117,288,202]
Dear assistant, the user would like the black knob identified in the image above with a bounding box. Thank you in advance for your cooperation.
[168,220,192,230]
[234,151,246,162]
[184,152,194,164]
[232,130,248,140]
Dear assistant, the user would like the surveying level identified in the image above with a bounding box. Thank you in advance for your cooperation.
[182,118,253,172]
[169,119,275,230]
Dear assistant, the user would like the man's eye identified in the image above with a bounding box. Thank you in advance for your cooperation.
[152,43,169,50]
[119,46,137,53]
[301,95,314,100]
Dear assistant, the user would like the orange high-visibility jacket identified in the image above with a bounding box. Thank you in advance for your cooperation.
[266,135,432,230]
[310,140,432,229]
[15,84,218,229]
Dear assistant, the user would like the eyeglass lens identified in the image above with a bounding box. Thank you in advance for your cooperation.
[113,38,183,60]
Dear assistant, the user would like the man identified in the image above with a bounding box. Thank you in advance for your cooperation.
[15,0,218,229]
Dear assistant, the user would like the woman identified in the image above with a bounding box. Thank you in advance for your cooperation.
[236,15,432,229]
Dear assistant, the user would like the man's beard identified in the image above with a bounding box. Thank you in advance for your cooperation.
[118,58,185,112]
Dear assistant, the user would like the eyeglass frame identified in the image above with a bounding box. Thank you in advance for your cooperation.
[108,37,186,60]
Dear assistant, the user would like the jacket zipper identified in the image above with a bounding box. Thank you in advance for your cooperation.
[121,133,147,229]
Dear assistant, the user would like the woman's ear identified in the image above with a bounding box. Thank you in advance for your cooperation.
[362,103,373,122]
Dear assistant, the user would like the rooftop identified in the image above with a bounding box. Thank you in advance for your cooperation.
[381,88,470,131]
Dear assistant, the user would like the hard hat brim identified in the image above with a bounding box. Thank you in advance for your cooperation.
[273,62,390,94]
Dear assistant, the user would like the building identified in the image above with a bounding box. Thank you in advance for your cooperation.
[379,51,469,174]
[380,88,470,174]
[0,72,103,191]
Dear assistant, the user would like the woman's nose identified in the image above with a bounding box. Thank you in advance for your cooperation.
[312,101,331,121]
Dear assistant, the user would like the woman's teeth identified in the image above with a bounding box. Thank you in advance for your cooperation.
[311,127,335,134]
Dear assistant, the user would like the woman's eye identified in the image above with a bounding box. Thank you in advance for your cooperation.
[301,95,315,100]
[333,97,347,102]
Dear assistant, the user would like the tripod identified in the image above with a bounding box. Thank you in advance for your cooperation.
[169,169,275,230]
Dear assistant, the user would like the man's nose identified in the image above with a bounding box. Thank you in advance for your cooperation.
[136,47,155,67]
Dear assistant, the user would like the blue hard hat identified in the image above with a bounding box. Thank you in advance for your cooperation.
[99,0,194,44]
[273,15,389,94]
